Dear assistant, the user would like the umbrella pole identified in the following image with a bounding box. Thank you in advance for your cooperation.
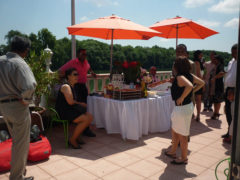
[110,29,114,80]
[176,24,178,49]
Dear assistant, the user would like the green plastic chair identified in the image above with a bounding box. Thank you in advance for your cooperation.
[49,108,69,148]
[215,157,231,180]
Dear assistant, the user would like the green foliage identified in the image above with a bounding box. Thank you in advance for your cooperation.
[0,29,232,73]
[27,51,58,99]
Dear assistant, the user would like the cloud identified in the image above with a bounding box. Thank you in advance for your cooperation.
[80,16,88,21]
[184,0,213,8]
[209,0,240,14]
[224,18,239,28]
[79,0,119,7]
[195,19,220,28]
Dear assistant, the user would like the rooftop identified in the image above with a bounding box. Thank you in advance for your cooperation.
[0,104,231,180]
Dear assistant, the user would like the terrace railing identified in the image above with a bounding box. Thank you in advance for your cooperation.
[86,71,172,93]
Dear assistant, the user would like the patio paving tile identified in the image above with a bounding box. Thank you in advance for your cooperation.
[38,159,78,176]
[102,168,145,180]
[124,146,158,159]
[25,166,52,180]
[82,159,121,177]
[0,103,233,179]
[148,168,193,180]
[87,146,121,158]
[188,152,222,168]
[126,160,164,178]
[0,174,8,180]
[194,169,227,180]
[55,168,98,180]
[104,152,141,167]
[63,151,101,167]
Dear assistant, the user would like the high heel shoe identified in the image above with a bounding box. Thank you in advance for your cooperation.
[211,113,220,120]
[68,141,82,149]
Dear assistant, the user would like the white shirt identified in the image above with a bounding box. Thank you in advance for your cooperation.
[224,58,237,88]
[204,61,215,82]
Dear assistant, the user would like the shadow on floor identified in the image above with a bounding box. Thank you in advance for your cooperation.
[157,149,197,180]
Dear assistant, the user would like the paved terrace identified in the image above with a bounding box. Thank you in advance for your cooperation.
[0,104,231,180]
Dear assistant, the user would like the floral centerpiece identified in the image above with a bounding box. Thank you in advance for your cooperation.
[114,60,141,84]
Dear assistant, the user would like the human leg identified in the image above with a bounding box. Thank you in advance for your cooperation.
[179,134,188,160]
[195,94,202,121]
[167,129,179,155]
[203,83,209,111]
[70,113,93,147]
[0,102,31,180]
[223,88,232,137]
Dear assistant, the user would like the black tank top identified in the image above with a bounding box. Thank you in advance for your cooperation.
[55,84,77,117]
[171,73,193,106]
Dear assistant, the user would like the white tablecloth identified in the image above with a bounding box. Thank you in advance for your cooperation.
[87,94,175,140]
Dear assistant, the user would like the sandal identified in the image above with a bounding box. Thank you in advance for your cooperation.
[211,113,220,120]
[77,137,86,145]
[68,141,82,149]
[164,151,176,159]
[171,158,188,165]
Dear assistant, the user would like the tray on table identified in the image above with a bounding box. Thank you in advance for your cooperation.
[108,89,142,100]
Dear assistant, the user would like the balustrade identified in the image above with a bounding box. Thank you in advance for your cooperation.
[86,71,172,93]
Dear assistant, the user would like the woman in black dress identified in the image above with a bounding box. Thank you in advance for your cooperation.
[165,57,204,164]
[56,68,93,149]
[210,55,225,120]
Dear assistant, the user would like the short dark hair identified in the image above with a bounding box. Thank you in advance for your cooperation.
[214,55,224,65]
[10,36,31,53]
[232,44,238,51]
[173,57,191,75]
[176,44,187,51]
[65,68,77,80]
[193,50,202,61]
[77,48,86,55]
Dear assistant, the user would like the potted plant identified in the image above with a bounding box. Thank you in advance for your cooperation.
[27,51,58,107]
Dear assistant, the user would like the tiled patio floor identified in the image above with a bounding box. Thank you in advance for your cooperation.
[0,104,231,180]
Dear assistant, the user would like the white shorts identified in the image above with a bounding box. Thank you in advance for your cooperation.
[171,102,194,136]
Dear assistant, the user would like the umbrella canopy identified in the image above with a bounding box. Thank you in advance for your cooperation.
[150,16,218,47]
[67,14,161,74]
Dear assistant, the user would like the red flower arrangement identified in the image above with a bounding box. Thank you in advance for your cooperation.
[114,60,141,84]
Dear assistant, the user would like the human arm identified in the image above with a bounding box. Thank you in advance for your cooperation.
[192,74,205,93]
[227,88,235,102]
[89,67,97,78]
[211,64,226,83]
[195,61,202,79]
[176,76,193,105]
[15,63,37,105]
[61,84,87,107]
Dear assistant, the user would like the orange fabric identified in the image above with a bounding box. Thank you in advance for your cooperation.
[67,15,160,40]
[150,16,218,39]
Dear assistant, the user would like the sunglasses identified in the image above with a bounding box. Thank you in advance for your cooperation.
[72,73,79,76]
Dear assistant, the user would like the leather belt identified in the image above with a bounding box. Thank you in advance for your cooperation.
[0,98,19,103]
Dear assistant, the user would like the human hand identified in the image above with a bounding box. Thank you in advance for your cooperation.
[176,97,184,106]
[80,102,87,108]
[91,72,97,78]
[167,77,174,83]
[19,99,29,106]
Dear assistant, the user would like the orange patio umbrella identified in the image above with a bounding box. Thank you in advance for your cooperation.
[150,16,219,48]
[67,14,161,74]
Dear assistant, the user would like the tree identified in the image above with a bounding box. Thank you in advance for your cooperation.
[37,28,56,50]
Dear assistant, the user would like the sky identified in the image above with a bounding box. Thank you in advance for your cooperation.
[0,0,239,53]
